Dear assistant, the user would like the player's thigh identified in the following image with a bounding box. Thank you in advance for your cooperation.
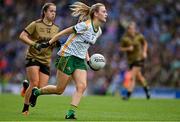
[131,66,140,77]
[26,66,40,86]
[72,69,87,89]
[56,69,71,91]
[39,72,49,88]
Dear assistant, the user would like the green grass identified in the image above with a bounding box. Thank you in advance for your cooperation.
[0,94,180,121]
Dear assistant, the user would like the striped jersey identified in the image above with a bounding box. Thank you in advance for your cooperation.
[57,19,102,59]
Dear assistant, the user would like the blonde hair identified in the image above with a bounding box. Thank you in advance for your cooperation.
[70,2,105,22]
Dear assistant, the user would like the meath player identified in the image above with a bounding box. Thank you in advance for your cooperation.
[19,3,59,115]
[29,2,108,119]
[120,21,150,100]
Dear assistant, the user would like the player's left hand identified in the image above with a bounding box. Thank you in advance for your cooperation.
[33,42,50,51]
[143,52,147,59]
[33,43,41,51]
[87,61,98,71]
[39,42,50,48]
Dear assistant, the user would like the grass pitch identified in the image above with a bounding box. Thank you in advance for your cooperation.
[0,94,180,121]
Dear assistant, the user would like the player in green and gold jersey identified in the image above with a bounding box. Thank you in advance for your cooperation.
[19,2,59,115]
[29,2,108,119]
[120,21,150,100]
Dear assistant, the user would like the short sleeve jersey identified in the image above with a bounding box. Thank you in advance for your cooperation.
[24,19,59,66]
[120,32,146,64]
[57,19,102,59]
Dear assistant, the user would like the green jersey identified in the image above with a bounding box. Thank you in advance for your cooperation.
[24,19,59,66]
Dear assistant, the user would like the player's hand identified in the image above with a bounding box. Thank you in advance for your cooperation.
[33,43,41,51]
[143,52,147,59]
[39,42,50,48]
[87,61,98,71]
[33,42,50,51]
[128,46,134,51]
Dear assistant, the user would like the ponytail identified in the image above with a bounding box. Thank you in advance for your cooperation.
[70,2,105,22]
[70,2,90,22]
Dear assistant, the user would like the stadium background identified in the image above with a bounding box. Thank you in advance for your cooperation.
[0,0,179,98]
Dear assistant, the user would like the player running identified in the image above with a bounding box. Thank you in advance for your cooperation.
[29,2,108,119]
[19,3,60,115]
[120,21,151,100]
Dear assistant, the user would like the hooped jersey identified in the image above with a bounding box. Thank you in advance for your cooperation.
[24,19,59,66]
[57,19,102,59]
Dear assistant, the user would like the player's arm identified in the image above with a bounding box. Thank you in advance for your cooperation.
[86,52,90,61]
[49,26,74,45]
[140,34,148,58]
[19,31,36,46]
[142,39,148,59]
[39,21,87,49]
[19,31,44,51]
[119,38,133,52]
[19,21,36,46]
[19,21,42,50]
[86,52,97,71]
[34,26,74,50]
[143,39,148,53]
[120,46,134,52]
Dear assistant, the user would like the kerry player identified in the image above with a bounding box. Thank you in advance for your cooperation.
[19,2,59,115]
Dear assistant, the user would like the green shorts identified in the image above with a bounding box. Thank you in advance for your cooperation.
[55,56,87,75]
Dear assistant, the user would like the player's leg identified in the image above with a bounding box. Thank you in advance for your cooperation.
[20,80,29,97]
[29,56,72,107]
[38,64,50,88]
[29,69,71,107]
[38,72,49,88]
[123,68,136,100]
[29,67,49,107]
[42,70,71,94]
[65,69,87,119]
[127,71,136,96]
[136,70,151,99]
[22,66,40,115]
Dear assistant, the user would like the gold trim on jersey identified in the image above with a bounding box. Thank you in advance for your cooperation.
[61,34,77,56]
[60,20,91,56]
[85,19,91,26]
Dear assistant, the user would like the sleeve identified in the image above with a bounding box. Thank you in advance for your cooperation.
[73,22,88,34]
[139,34,146,44]
[24,21,36,35]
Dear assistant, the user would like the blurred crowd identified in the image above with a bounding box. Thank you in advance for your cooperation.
[0,0,179,94]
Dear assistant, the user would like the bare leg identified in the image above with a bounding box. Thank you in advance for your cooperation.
[124,67,138,99]
[136,70,150,99]
[65,69,87,119]
[22,66,40,115]
[71,69,87,106]
[40,70,71,94]
[38,72,49,88]
[136,70,147,86]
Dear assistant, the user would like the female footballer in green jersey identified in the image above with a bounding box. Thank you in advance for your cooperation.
[120,21,150,100]
[29,2,108,119]
[19,3,59,115]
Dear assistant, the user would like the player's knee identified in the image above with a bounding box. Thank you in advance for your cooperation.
[56,87,64,95]
[77,83,87,93]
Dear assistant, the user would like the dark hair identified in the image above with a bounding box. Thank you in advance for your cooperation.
[41,3,55,19]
